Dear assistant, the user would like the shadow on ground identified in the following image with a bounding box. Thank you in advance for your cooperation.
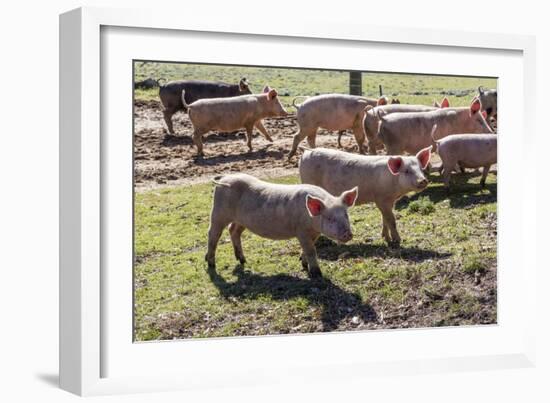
[396,170,497,210]
[207,264,377,331]
[315,237,452,262]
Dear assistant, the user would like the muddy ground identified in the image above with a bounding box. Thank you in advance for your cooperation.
[134,100,371,191]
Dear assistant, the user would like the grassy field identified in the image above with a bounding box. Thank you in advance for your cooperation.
[134,61,497,108]
[134,172,497,341]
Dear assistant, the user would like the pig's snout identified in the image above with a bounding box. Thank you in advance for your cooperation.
[339,230,353,243]
[417,178,429,189]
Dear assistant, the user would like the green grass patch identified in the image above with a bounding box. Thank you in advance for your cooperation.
[134,172,497,341]
[407,196,435,215]
[134,61,497,108]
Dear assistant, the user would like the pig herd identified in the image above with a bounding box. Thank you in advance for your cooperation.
[153,77,498,278]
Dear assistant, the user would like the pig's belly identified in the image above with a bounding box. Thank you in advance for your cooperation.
[459,157,496,168]
[319,118,354,131]
[238,222,294,241]
[234,213,295,241]
[210,120,244,132]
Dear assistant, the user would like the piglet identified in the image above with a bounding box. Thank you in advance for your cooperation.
[300,146,432,245]
[206,173,358,278]
[436,133,497,189]
[183,86,288,156]
[378,98,492,156]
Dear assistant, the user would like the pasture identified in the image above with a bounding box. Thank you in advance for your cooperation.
[133,62,498,341]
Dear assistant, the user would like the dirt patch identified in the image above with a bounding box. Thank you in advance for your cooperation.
[134,100,361,191]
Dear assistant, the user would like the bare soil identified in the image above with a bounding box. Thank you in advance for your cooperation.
[134,100,362,191]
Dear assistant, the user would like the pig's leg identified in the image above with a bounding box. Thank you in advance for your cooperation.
[192,128,207,156]
[441,165,452,189]
[352,125,366,154]
[254,121,273,142]
[163,109,176,135]
[337,131,345,148]
[245,125,254,152]
[376,201,401,245]
[228,223,246,264]
[288,127,315,159]
[480,165,491,188]
[380,216,391,244]
[306,128,318,148]
[205,218,230,268]
[297,234,322,278]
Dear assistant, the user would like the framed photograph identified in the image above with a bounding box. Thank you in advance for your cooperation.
[60,6,537,396]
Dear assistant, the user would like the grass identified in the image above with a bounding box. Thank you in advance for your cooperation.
[134,61,497,108]
[134,172,497,341]
[407,196,435,215]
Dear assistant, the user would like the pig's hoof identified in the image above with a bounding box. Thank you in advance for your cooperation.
[205,254,216,268]
[237,256,246,265]
[308,267,322,279]
[389,240,401,248]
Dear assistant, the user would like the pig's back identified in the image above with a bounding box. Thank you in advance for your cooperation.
[215,174,328,238]
[376,104,436,115]
[300,148,387,201]
[298,94,368,128]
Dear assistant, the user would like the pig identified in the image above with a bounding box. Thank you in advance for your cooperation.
[478,86,498,121]
[299,146,432,245]
[159,77,251,134]
[206,173,358,278]
[288,94,388,159]
[134,77,165,90]
[361,101,447,155]
[183,86,289,156]
[435,133,497,188]
[378,98,492,156]
[337,97,403,150]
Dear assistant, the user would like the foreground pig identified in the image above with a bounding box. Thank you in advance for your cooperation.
[378,98,492,155]
[206,173,358,278]
[159,78,251,134]
[300,146,432,245]
[436,134,497,188]
[288,94,386,158]
[183,86,288,156]
[361,101,448,154]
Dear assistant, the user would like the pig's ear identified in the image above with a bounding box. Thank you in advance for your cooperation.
[377,96,388,105]
[470,98,481,115]
[263,85,271,93]
[416,145,433,170]
[267,88,278,100]
[441,97,450,108]
[306,195,325,217]
[341,186,358,208]
[387,157,403,175]
[433,100,441,108]
[481,110,488,120]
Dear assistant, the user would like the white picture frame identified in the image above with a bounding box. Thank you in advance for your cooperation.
[60,6,537,396]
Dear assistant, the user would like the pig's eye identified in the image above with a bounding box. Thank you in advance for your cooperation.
[405,169,410,174]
